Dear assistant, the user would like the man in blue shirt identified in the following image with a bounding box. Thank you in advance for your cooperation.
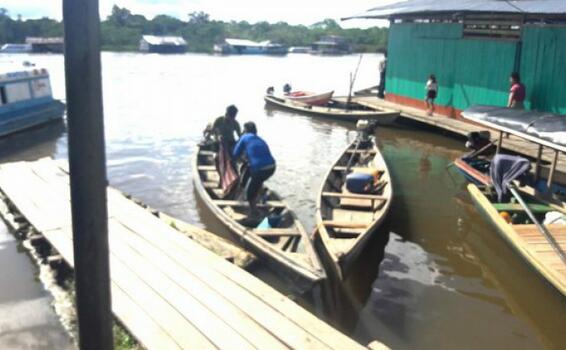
[233,122,276,213]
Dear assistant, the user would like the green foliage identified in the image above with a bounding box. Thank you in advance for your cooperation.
[0,7,388,53]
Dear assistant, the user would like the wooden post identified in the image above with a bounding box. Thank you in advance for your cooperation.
[547,150,559,193]
[62,0,113,349]
[534,144,543,183]
[496,130,503,154]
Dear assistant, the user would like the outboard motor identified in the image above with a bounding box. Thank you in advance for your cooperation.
[356,119,377,147]
[465,130,491,150]
[283,83,292,95]
[266,86,274,95]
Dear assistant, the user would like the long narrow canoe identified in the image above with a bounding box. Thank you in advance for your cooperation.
[193,140,326,289]
[315,135,392,280]
[468,183,566,297]
[286,90,334,106]
[265,95,399,124]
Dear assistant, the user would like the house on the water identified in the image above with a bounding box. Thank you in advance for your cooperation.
[311,36,351,55]
[346,0,566,118]
[139,35,188,54]
[25,37,64,53]
[214,38,287,55]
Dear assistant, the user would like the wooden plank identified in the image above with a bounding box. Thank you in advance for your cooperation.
[322,192,387,201]
[492,203,554,213]
[198,166,217,171]
[213,200,287,208]
[345,149,376,154]
[254,228,302,237]
[199,151,216,157]
[322,221,369,229]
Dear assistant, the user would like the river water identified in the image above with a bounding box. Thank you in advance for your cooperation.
[1,52,564,349]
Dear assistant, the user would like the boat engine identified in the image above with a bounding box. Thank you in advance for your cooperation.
[266,86,274,95]
[465,130,491,150]
[356,119,377,146]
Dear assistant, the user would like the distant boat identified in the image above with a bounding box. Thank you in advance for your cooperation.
[0,67,65,137]
[139,35,188,54]
[285,90,334,106]
[0,44,32,54]
[288,46,310,54]
[264,94,399,124]
[311,36,352,55]
[214,38,287,55]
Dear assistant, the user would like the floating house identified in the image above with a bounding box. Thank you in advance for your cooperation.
[346,0,566,117]
[0,44,32,54]
[311,36,351,55]
[0,67,65,136]
[213,38,287,55]
[139,35,188,54]
[25,37,64,53]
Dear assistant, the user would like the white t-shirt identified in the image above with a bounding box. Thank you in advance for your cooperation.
[426,80,438,92]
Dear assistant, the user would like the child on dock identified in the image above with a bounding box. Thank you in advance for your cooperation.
[425,74,438,116]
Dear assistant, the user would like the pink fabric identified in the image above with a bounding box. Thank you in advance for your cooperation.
[510,83,526,102]
[218,142,239,195]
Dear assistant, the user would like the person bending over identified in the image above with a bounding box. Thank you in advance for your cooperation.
[232,122,276,214]
[213,104,241,152]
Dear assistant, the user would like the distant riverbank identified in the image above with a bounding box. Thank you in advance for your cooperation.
[0,6,388,54]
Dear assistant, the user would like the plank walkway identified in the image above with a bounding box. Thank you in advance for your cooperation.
[0,158,377,350]
[341,95,566,173]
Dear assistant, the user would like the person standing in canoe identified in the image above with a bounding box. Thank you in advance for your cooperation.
[213,104,241,152]
[233,122,276,214]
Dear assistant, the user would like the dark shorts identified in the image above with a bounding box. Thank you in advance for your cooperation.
[246,165,276,201]
[426,90,437,100]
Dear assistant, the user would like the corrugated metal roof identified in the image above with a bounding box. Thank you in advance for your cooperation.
[141,35,187,46]
[345,0,566,20]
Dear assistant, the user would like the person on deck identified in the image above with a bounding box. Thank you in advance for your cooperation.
[508,72,526,109]
[213,105,241,152]
[232,122,276,214]
[377,51,387,99]
[425,74,438,116]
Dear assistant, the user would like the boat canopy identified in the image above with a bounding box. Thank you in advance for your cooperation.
[462,105,566,153]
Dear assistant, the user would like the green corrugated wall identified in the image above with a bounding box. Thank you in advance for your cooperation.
[520,26,566,113]
[386,22,566,114]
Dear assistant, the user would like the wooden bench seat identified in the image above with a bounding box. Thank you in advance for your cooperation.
[213,200,286,208]
[198,165,217,171]
[493,203,555,213]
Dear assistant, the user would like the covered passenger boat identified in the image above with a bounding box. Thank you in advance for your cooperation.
[462,106,566,296]
[315,121,392,279]
[193,136,326,289]
[0,67,65,137]
[455,105,566,195]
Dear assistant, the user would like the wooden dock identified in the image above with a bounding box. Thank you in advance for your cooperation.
[342,95,566,173]
[0,158,379,350]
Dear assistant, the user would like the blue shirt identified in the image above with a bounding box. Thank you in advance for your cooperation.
[233,133,275,172]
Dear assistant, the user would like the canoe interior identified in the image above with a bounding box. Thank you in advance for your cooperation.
[195,140,324,284]
[468,184,566,296]
[317,137,392,277]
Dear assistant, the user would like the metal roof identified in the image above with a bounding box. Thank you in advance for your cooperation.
[25,37,64,44]
[344,0,566,20]
[141,35,187,46]
[224,38,281,48]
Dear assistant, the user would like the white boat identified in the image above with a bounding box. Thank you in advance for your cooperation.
[0,44,32,54]
[0,67,65,137]
[285,90,334,106]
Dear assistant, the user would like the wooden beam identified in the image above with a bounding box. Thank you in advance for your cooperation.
[214,200,286,208]
[198,165,217,171]
[254,228,302,237]
[62,0,113,348]
[321,221,369,229]
[547,150,560,192]
[496,130,503,153]
[321,192,387,201]
[534,144,543,183]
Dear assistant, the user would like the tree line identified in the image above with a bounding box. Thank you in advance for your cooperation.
[0,6,388,53]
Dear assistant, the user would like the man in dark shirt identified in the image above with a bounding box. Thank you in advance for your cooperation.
[213,105,241,151]
[233,121,276,213]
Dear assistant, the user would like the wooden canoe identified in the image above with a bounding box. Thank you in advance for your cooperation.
[467,183,566,297]
[264,95,399,124]
[286,90,334,106]
[193,140,326,289]
[315,135,393,280]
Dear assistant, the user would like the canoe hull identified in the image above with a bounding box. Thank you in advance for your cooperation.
[264,95,399,125]
[315,138,393,280]
[192,143,325,290]
[286,91,334,106]
[467,183,566,297]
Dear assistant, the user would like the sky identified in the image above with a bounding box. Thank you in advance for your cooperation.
[1,0,395,28]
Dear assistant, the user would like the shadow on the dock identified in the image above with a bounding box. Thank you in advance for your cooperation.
[0,120,65,163]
